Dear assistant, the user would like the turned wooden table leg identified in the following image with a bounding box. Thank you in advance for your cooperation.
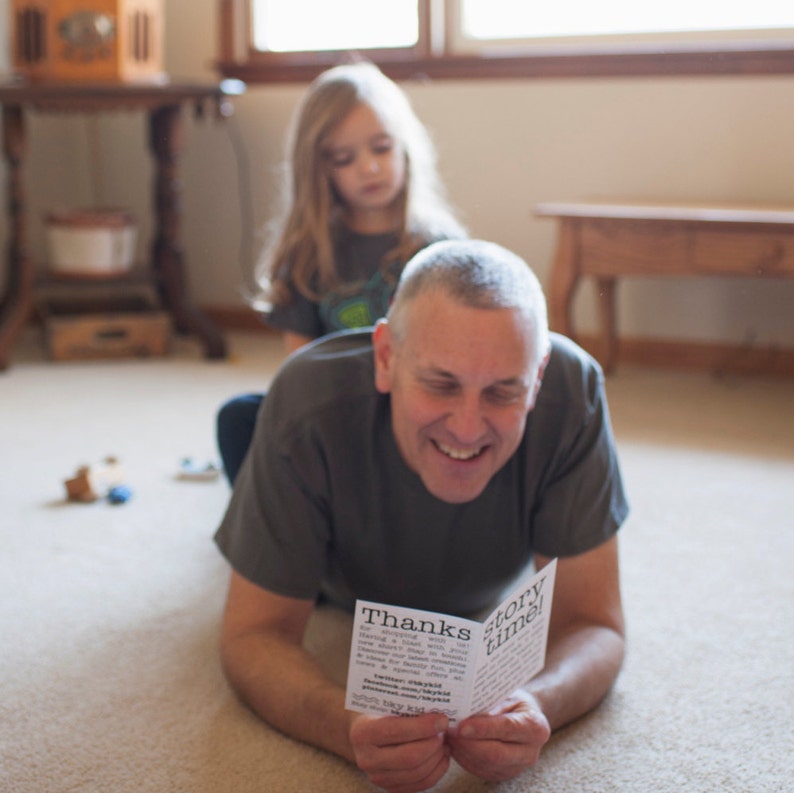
[548,218,580,340]
[149,103,227,359]
[0,104,33,371]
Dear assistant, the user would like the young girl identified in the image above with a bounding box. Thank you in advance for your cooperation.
[217,61,466,483]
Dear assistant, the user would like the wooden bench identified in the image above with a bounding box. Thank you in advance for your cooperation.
[535,201,794,373]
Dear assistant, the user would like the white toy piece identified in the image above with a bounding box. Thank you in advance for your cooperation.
[64,456,126,502]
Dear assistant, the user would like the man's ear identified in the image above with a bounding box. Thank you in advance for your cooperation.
[372,319,394,394]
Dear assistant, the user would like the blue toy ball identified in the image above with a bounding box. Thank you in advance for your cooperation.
[107,485,132,505]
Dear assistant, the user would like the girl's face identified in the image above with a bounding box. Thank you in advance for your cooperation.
[323,102,406,233]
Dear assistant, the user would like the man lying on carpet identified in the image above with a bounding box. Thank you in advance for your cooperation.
[214,239,628,792]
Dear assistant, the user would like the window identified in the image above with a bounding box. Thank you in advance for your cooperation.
[218,0,794,83]
[455,1,794,46]
[251,1,419,52]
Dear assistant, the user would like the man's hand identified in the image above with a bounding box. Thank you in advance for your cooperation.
[350,712,451,793]
[446,691,551,782]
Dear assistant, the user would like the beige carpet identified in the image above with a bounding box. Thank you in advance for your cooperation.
[2,328,793,793]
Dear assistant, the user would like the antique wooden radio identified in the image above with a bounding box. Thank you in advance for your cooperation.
[12,0,165,83]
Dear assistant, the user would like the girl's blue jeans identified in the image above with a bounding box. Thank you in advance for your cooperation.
[216,392,264,484]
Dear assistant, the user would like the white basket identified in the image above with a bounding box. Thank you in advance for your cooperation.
[45,208,137,277]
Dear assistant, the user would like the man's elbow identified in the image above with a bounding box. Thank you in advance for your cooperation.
[218,627,250,695]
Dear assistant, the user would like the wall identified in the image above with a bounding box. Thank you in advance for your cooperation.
[2,0,793,351]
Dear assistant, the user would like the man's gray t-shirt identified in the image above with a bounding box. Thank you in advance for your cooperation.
[214,330,628,616]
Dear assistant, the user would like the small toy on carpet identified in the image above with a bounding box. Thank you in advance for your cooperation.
[176,457,221,482]
[64,456,132,504]
[107,484,133,504]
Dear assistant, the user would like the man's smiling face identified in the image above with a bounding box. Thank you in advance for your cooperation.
[373,289,542,504]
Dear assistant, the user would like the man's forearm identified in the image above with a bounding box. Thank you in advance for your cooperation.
[221,630,357,762]
[525,622,625,731]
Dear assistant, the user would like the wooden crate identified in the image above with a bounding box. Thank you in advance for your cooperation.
[12,0,164,83]
[41,297,171,361]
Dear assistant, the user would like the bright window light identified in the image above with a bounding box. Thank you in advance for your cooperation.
[252,0,419,52]
[461,0,794,39]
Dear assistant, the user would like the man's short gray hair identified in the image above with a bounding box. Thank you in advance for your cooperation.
[388,239,551,365]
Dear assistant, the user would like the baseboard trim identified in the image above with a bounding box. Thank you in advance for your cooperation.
[203,305,794,378]
[575,334,794,378]
[203,305,277,333]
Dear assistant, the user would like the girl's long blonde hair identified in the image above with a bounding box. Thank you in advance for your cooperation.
[257,62,465,307]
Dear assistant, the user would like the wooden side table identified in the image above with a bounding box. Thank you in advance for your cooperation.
[535,201,794,373]
[0,78,243,369]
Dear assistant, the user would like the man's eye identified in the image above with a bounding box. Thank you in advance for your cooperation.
[486,388,523,405]
[424,380,457,394]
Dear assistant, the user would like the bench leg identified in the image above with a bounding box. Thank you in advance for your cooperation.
[548,220,579,339]
[595,277,618,374]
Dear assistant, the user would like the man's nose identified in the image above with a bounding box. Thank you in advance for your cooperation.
[446,395,486,443]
